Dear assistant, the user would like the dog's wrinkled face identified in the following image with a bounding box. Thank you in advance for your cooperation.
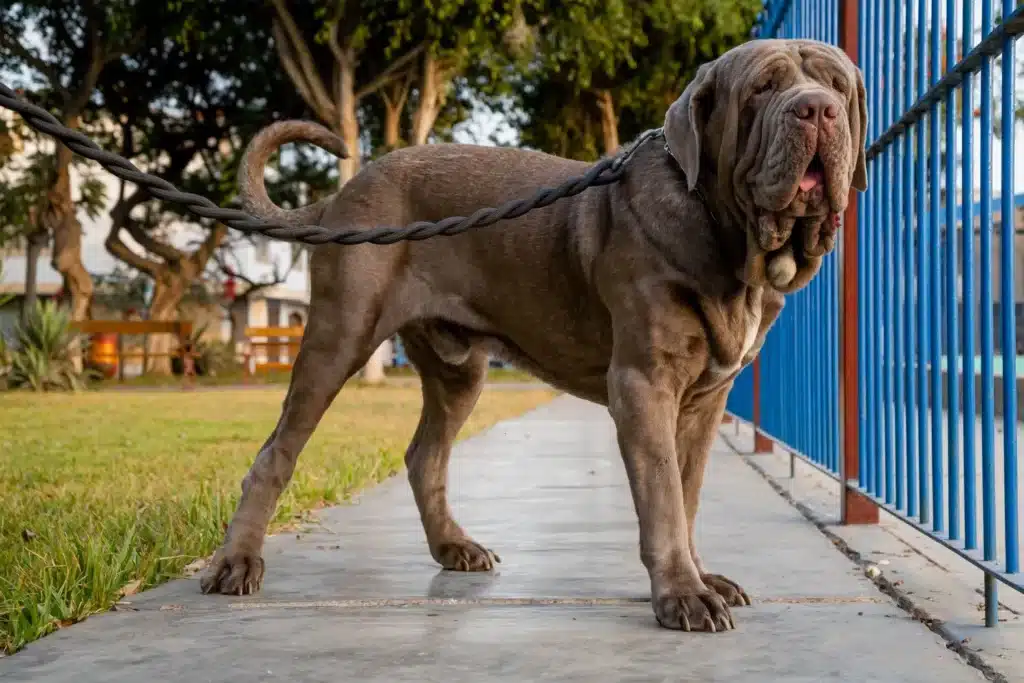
[664,38,868,293]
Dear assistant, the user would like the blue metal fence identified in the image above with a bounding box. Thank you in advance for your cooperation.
[729,0,1024,625]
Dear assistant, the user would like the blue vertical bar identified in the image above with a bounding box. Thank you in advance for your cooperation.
[979,0,999,630]
[817,274,825,465]
[943,0,960,542]
[892,0,905,510]
[827,258,834,471]
[999,0,1019,577]
[961,0,977,552]
[862,0,876,493]
[859,48,869,490]
[928,0,944,533]
[883,145,894,500]
[916,0,931,526]
[978,0,997,566]
[904,0,919,520]
[886,0,898,505]
[876,0,889,500]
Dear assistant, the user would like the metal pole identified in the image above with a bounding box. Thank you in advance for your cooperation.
[839,0,879,525]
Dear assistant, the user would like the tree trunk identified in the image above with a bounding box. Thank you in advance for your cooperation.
[22,229,47,320]
[337,60,360,183]
[383,100,402,150]
[380,77,410,151]
[146,274,186,375]
[228,297,247,346]
[595,90,620,155]
[333,59,385,384]
[410,53,444,146]
[46,123,94,322]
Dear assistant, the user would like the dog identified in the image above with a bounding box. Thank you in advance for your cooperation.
[200,37,868,633]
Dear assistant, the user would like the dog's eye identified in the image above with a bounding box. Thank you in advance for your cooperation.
[753,80,774,95]
[831,76,849,94]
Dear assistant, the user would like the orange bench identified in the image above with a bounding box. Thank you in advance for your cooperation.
[243,326,304,374]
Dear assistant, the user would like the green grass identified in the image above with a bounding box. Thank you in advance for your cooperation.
[0,385,556,654]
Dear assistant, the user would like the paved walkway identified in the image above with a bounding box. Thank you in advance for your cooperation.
[1,396,987,682]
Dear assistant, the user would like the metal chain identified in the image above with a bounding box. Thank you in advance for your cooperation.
[0,82,663,246]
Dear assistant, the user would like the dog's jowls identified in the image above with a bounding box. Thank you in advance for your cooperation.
[201,38,867,633]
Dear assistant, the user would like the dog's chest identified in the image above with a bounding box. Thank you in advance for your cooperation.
[703,299,769,386]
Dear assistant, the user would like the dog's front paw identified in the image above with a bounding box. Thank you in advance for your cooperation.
[200,544,265,596]
[701,573,752,607]
[435,539,501,572]
[653,588,735,632]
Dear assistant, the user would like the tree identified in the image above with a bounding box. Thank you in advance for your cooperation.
[269,0,522,381]
[93,4,314,372]
[497,0,759,161]
[0,114,106,317]
[0,0,154,322]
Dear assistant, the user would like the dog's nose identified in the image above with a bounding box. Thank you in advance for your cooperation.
[792,92,838,123]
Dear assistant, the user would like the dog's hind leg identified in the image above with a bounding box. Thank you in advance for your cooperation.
[400,324,499,572]
[201,246,410,595]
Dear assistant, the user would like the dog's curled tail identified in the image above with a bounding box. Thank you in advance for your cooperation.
[238,119,350,227]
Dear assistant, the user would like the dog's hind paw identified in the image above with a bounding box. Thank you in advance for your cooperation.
[435,539,501,572]
[199,547,265,596]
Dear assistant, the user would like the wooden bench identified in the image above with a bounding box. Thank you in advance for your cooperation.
[243,326,304,375]
[72,320,196,383]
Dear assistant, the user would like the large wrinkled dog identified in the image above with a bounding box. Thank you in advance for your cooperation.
[201,38,867,632]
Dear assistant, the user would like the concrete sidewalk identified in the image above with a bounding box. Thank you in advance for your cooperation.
[1,396,987,682]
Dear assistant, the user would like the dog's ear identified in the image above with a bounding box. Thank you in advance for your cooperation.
[664,62,716,192]
[849,65,868,192]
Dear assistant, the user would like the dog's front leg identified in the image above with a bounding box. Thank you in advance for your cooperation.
[678,385,751,608]
[608,365,735,633]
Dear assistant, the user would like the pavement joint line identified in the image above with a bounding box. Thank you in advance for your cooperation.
[718,429,1010,683]
[136,595,886,613]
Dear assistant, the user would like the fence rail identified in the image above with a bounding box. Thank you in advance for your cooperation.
[729,0,1024,625]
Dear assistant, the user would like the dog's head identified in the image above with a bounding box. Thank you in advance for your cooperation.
[664,38,868,293]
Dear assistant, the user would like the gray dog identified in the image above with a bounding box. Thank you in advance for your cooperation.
[200,37,867,633]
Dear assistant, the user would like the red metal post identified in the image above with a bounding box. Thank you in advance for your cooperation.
[839,0,878,524]
[752,358,773,453]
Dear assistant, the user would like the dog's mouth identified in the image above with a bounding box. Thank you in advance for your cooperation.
[798,154,826,193]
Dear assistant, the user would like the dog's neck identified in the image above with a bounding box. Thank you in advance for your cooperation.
[621,142,754,300]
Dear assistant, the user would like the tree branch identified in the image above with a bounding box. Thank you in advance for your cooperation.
[355,43,428,100]
[109,185,185,264]
[106,188,162,276]
[123,217,186,263]
[190,223,228,271]
[272,20,326,119]
[106,229,160,276]
[270,0,336,119]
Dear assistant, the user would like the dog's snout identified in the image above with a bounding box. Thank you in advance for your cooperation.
[792,92,838,123]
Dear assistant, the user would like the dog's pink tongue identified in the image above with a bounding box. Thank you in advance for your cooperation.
[800,168,823,192]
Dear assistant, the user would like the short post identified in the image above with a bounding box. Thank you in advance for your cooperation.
[178,322,196,390]
[838,0,878,525]
[752,357,772,453]
[116,333,125,383]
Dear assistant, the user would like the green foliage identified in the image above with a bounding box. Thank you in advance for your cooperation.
[1,300,95,392]
[170,322,236,377]
[0,262,14,309]
[0,119,108,249]
[498,0,761,160]
[93,0,319,259]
